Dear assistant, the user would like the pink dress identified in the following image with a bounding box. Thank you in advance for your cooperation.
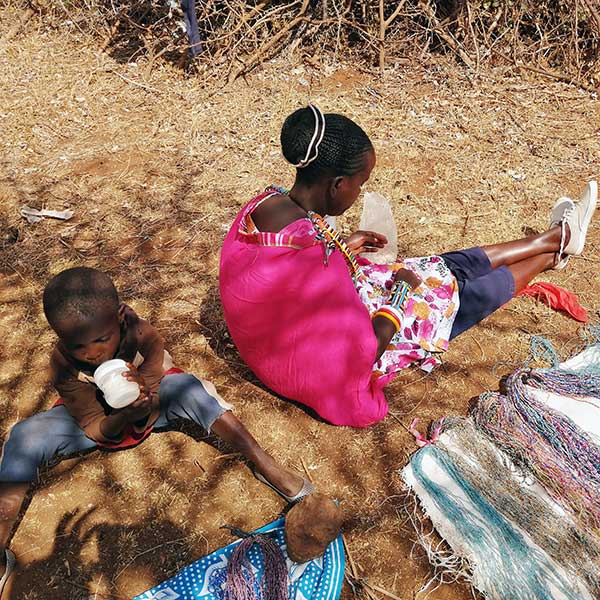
[219,188,459,427]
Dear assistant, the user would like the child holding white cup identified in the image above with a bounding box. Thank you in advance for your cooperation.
[94,358,141,409]
[0,267,322,592]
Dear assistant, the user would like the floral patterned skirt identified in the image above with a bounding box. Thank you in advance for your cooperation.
[356,255,460,376]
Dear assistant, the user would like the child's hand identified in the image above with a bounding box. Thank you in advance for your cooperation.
[120,364,151,421]
[344,230,387,254]
[122,363,146,389]
[393,268,422,290]
[120,393,153,423]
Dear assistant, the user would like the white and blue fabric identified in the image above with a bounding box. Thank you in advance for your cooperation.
[134,517,344,600]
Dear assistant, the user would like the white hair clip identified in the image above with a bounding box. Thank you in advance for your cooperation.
[292,104,326,168]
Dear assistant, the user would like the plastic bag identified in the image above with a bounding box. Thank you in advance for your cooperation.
[358,191,398,263]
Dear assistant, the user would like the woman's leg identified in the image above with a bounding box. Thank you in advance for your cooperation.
[156,373,305,497]
[474,181,596,269]
[450,251,557,339]
[507,252,556,293]
[481,225,566,269]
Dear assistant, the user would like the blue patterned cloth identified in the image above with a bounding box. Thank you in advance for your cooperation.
[134,517,344,600]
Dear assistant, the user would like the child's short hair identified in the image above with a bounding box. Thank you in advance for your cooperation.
[280,106,373,182]
[43,267,119,328]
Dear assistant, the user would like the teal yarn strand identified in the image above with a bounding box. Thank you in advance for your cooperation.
[409,446,588,600]
[436,418,600,597]
[526,335,560,368]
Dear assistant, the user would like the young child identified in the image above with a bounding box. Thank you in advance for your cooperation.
[0,267,317,592]
[219,104,597,428]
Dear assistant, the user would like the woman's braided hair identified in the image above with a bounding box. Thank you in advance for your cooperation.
[280,106,373,183]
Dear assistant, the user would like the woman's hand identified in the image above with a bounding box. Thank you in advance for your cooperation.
[344,230,387,254]
[393,267,422,290]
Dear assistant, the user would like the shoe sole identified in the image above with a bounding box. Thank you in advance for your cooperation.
[254,472,315,504]
[573,180,598,255]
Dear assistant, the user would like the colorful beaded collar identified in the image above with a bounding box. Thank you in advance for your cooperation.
[257,186,362,284]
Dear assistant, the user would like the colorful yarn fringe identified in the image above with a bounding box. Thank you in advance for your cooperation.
[436,417,600,597]
[224,533,288,600]
[403,445,590,600]
[473,368,600,529]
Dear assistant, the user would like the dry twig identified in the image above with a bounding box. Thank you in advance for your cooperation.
[226,0,310,84]
[378,0,407,75]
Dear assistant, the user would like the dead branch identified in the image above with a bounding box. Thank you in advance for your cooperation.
[226,0,310,85]
[419,0,475,70]
[379,0,407,75]
[33,0,600,89]
[498,51,598,92]
[581,0,600,38]
[99,18,121,52]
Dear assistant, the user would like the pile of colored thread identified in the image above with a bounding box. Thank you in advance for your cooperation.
[224,533,288,600]
[472,368,600,528]
[405,444,592,599]
[436,418,600,597]
[403,342,600,599]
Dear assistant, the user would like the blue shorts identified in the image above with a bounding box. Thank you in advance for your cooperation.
[0,373,231,483]
[441,247,515,339]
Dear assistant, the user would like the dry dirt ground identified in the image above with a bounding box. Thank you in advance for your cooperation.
[1,8,600,600]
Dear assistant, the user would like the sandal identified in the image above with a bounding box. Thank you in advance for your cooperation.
[254,472,315,504]
[0,550,15,598]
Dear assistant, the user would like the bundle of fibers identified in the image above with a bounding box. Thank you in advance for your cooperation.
[521,368,600,398]
[473,368,600,528]
[135,516,345,600]
[402,445,591,600]
[224,534,287,600]
[435,417,600,597]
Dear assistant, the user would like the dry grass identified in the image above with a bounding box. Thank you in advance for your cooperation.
[1,7,600,600]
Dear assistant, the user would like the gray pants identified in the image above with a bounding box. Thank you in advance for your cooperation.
[0,373,231,483]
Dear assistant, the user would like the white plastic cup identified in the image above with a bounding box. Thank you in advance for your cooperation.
[93,359,140,409]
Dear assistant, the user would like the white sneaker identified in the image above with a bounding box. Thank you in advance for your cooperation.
[550,196,575,227]
[549,196,575,269]
[0,550,15,598]
[563,180,598,255]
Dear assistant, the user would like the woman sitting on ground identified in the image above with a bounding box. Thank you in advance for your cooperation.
[219,105,597,427]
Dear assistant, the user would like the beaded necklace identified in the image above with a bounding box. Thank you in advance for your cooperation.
[266,185,361,284]
[307,211,360,284]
